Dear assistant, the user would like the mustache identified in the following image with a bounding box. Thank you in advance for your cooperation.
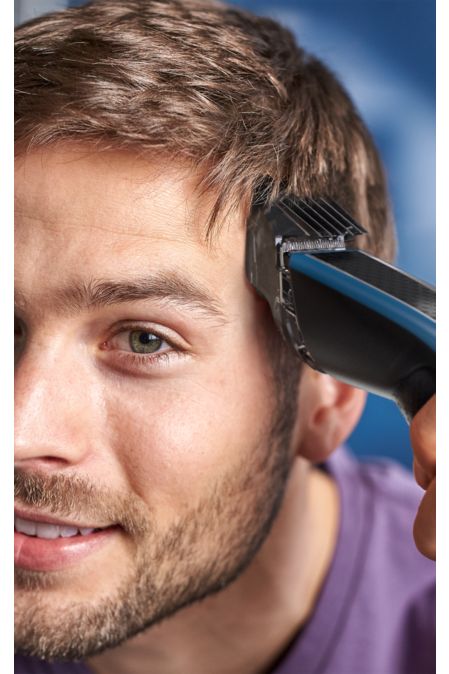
[14,467,151,536]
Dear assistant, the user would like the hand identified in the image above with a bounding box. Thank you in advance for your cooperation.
[410,394,436,560]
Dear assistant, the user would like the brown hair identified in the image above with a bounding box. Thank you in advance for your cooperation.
[14,0,395,259]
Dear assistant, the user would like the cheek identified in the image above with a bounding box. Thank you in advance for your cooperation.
[101,348,275,525]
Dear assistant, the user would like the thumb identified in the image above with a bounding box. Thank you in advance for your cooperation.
[413,477,436,561]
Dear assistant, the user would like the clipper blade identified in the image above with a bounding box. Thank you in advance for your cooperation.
[272,196,367,252]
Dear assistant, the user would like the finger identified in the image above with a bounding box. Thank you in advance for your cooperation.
[410,395,436,476]
[413,458,433,491]
[413,477,436,561]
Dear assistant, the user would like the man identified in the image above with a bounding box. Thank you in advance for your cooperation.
[14,1,436,673]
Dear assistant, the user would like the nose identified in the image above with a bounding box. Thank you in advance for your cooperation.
[15,336,98,470]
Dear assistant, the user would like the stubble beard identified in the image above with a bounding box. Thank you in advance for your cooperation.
[15,346,301,662]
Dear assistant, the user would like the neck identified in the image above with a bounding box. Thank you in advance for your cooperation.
[87,459,339,674]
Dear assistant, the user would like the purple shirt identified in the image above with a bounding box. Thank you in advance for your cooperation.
[15,447,435,674]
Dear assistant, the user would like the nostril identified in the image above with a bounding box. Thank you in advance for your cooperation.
[14,456,74,471]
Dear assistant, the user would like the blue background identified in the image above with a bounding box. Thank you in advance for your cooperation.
[15,0,435,468]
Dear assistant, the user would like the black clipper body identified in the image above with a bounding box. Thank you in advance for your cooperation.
[245,196,436,422]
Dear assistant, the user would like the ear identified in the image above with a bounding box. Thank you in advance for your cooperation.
[294,365,367,463]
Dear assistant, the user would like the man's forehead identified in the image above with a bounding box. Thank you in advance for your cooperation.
[15,145,249,314]
[15,144,243,249]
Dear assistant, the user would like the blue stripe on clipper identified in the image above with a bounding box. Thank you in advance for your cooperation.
[288,252,436,352]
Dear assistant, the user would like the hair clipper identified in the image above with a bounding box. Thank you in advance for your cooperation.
[245,195,436,423]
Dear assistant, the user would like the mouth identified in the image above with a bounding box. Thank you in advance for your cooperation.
[14,509,120,573]
[14,511,107,538]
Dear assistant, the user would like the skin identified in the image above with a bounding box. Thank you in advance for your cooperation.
[411,395,436,561]
[14,146,435,674]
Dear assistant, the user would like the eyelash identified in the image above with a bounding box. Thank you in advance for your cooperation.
[103,325,185,372]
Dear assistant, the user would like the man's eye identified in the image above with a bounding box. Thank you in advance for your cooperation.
[101,325,184,373]
[129,330,164,354]
[15,317,27,361]
[107,327,174,358]
[15,317,25,342]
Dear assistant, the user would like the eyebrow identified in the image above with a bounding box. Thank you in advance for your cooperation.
[15,272,227,323]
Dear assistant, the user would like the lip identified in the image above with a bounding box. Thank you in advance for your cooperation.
[14,527,119,572]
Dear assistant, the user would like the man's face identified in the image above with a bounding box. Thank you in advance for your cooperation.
[14,146,300,660]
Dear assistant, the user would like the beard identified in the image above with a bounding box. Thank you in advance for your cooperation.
[14,341,301,662]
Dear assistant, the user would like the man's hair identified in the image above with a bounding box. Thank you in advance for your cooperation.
[15,0,395,259]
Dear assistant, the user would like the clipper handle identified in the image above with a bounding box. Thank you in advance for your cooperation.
[287,250,436,425]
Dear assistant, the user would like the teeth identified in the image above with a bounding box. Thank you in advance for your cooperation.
[14,516,99,539]
[36,522,60,539]
[59,526,81,538]
[79,528,95,536]
[15,517,37,536]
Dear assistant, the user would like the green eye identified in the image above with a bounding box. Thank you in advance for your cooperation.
[129,331,163,354]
